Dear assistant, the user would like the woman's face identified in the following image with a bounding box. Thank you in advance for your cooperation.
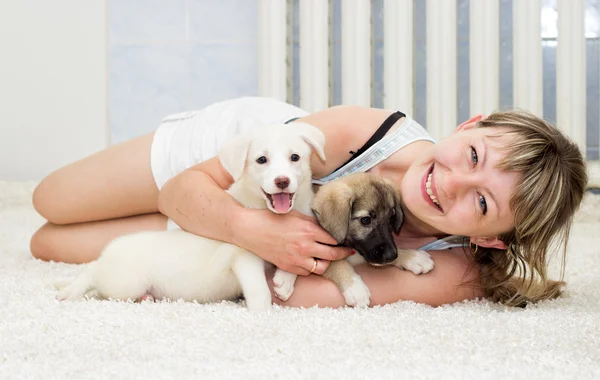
[400,116,519,247]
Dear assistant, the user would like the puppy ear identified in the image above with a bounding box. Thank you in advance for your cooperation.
[379,177,403,233]
[311,182,354,243]
[391,191,404,234]
[292,122,326,162]
[218,132,252,181]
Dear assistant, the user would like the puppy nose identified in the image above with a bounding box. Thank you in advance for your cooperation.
[382,249,398,263]
[369,244,397,263]
[370,244,385,257]
[274,176,290,189]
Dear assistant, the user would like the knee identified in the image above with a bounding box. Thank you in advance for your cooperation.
[30,223,61,262]
[32,175,64,224]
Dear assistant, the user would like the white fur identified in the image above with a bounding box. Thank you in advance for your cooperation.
[342,273,372,308]
[56,123,325,312]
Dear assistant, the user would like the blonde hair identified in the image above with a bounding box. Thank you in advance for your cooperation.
[470,110,588,307]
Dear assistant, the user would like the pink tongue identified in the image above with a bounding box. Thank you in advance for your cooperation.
[272,193,291,213]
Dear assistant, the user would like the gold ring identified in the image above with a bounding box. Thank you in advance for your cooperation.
[310,258,318,274]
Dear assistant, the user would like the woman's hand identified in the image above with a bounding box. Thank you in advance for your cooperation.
[233,208,353,275]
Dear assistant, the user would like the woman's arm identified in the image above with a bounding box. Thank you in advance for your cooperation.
[158,158,346,275]
[157,105,392,275]
[268,249,484,308]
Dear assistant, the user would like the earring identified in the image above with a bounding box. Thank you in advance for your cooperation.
[470,242,479,254]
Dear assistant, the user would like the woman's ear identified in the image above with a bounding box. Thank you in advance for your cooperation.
[470,236,506,250]
[455,114,486,132]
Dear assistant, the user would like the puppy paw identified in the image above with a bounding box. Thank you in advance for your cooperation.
[272,270,297,301]
[246,295,273,313]
[53,281,70,291]
[397,250,435,275]
[342,275,371,308]
[56,286,80,302]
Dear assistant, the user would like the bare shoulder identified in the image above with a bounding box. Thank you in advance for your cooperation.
[173,156,235,191]
[294,105,397,178]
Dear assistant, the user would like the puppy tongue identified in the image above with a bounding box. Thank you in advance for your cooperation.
[272,193,291,213]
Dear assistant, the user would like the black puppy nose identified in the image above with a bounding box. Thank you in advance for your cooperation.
[369,244,397,263]
[382,249,398,263]
[274,176,290,189]
[370,244,386,257]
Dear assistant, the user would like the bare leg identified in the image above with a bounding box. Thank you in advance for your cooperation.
[32,132,159,225]
[30,213,167,263]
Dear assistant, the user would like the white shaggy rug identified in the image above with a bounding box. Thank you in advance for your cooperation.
[1,182,599,380]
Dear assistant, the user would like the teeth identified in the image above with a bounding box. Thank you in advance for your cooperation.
[426,173,441,207]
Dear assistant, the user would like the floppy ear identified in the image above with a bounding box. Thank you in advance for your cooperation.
[218,132,252,181]
[380,177,404,233]
[292,122,326,162]
[391,191,404,234]
[311,182,354,243]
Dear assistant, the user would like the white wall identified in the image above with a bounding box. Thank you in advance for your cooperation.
[0,1,108,181]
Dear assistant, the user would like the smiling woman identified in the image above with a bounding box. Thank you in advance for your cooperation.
[30,99,588,309]
[394,110,588,306]
[401,120,519,241]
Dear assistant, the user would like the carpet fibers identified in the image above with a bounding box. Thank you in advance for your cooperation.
[1,182,599,380]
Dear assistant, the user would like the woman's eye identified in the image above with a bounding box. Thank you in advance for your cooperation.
[290,154,300,162]
[256,156,267,164]
[360,216,371,226]
[471,146,478,165]
[479,194,488,215]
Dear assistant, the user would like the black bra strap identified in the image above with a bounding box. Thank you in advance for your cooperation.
[285,116,301,124]
[333,111,405,173]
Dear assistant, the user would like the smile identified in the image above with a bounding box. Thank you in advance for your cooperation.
[422,164,443,212]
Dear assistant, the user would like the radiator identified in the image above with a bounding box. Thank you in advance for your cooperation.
[258,0,599,186]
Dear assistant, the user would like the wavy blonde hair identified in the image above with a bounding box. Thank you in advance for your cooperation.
[469,110,588,307]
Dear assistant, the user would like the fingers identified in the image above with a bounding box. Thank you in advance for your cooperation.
[279,250,346,277]
[288,258,330,276]
[288,211,340,246]
[310,258,329,275]
[310,226,339,246]
[280,263,310,276]
[311,244,353,262]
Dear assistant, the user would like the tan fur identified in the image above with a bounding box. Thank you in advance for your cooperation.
[321,260,358,290]
[310,173,434,307]
[312,173,402,244]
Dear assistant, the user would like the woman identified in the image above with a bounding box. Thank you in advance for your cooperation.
[30,97,588,308]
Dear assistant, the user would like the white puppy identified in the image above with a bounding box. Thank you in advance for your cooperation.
[56,122,325,312]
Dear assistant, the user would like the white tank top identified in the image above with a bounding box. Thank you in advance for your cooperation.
[304,113,468,252]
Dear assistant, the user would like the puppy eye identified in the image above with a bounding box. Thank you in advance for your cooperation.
[360,216,371,226]
[290,154,300,162]
[256,156,267,164]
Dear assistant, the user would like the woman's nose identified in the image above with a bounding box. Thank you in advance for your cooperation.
[442,171,478,199]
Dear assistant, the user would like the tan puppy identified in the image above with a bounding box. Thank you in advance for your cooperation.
[311,173,435,307]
